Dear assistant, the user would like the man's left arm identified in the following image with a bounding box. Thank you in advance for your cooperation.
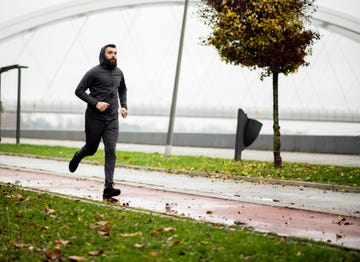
[119,75,128,118]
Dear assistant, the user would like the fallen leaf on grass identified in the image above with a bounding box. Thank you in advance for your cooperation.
[89,221,109,228]
[98,224,110,236]
[54,240,70,249]
[68,255,86,261]
[40,225,49,231]
[13,241,26,248]
[162,227,176,232]
[280,236,288,242]
[103,198,120,204]
[89,250,102,256]
[89,249,107,256]
[44,206,56,215]
[151,227,176,236]
[13,194,24,200]
[45,249,61,260]
[120,232,143,237]
[166,240,181,249]
[96,221,110,226]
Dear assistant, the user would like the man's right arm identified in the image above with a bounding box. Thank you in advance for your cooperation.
[75,71,98,107]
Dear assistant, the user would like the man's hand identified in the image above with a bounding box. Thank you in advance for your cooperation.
[120,108,128,119]
[96,102,109,112]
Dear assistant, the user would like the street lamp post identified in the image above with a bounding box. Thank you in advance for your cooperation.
[164,0,189,157]
[0,74,2,142]
[0,64,28,143]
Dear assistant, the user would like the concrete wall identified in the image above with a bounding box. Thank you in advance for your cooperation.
[2,129,359,155]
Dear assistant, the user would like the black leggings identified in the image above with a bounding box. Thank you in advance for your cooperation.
[77,110,119,188]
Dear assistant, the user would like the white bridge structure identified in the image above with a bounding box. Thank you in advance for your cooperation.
[0,0,359,142]
[1,1,359,43]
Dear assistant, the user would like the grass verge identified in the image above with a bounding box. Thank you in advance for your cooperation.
[0,143,359,187]
[1,183,359,261]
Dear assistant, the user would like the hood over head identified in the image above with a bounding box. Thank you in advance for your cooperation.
[99,44,117,69]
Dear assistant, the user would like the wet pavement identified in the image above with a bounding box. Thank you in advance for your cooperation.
[0,154,359,249]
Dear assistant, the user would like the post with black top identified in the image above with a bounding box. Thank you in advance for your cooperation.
[234,109,263,161]
[0,64,28,143]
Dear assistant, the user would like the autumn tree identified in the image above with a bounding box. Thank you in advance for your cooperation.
[199,0,319,168]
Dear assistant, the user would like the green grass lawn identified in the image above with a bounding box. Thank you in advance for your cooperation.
[0,143,359,187]
[1,183,358,261]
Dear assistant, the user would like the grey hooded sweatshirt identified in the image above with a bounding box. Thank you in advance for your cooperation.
[75,45,127,120]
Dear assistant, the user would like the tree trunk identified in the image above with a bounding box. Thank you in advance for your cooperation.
[272,72,282,168]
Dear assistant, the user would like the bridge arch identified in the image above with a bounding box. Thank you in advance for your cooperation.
[0,0,359,43]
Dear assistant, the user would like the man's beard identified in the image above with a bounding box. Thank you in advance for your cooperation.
[104,58,117,69]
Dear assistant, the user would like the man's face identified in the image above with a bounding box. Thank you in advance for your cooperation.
[104,47,117,67]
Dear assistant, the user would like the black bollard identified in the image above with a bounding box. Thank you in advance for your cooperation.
[234,109,262,161]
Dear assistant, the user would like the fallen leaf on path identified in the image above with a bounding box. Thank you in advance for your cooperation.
[234,220,246,225]
[333,216,346,225]
[336,233,344,240]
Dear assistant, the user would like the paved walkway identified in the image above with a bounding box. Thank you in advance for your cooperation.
[1,153,359,249]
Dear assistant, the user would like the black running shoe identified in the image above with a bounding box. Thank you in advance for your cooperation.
[69,151,81,173]
[103,187,121,199]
